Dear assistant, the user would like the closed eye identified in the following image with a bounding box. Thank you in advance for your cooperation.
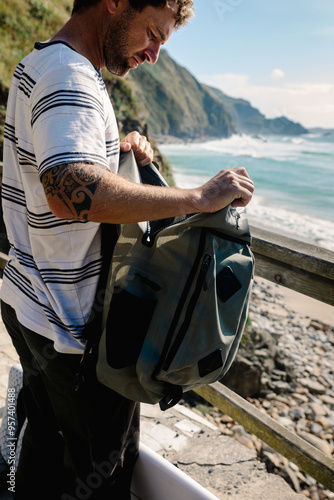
[149,29,157,41]
[148,27,166,45]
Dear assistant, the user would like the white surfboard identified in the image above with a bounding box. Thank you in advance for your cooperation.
[131,442,219,500]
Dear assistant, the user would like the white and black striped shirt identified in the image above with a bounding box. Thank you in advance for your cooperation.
[1,41,119,353]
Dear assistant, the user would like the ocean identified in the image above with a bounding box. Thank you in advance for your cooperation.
[159,130,334,252]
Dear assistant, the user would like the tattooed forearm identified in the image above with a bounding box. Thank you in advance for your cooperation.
[41,163,106,220]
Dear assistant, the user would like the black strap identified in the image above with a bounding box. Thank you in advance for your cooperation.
[81,222,120,343]
[76,222,120,389]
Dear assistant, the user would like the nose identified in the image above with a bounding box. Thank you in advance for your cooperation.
[144,42,161,64]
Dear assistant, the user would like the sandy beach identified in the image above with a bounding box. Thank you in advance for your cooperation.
[262,278,334,326]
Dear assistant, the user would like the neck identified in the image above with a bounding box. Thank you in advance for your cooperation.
[50,8,106,70]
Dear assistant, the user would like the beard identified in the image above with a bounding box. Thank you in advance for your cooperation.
[103,8,138,76]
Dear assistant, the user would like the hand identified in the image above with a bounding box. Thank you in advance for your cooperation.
[196,167,254,213]
[120,131,154,167]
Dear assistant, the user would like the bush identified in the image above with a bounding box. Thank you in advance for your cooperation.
[29,1,53,20]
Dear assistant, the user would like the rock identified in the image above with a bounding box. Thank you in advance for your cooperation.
[178,434,257,466]
[233,434,256,450]
[272,369,288,381]
[299,378,327,395]
[314,415,333,430]
[220,414,234,424]
[288,407,305,421]
[276,416,295,429]
[308,402,327,418]
[221,356,262,398]
[271,380,293,394]
[262,451,282,468]
[297,431,333,457]
[308,422,323,435]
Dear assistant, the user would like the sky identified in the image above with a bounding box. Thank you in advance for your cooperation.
[163,0,334,129]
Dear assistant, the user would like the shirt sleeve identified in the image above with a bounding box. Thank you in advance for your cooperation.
[30,62,109,177]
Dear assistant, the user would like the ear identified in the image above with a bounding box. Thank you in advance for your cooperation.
[105,0,121,15]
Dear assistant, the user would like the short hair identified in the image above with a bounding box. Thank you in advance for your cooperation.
[71,0,194,29]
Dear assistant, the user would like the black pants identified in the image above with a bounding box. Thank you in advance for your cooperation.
[1,301,140,500]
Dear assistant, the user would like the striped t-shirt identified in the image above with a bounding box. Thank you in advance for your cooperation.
[1,41,119,353]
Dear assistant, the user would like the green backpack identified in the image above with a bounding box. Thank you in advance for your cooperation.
[94,151,254,410]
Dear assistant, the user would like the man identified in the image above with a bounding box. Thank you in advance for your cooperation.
[1,0,254,498]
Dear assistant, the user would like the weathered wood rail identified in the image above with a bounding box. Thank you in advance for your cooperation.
[250,225,334,306]
[0,226,334,491]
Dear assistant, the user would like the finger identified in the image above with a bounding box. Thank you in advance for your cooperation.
[231,186,254,207]
[135,143,154,166]
[237,175,255,193]
[136,146,154,166]
[120,141,132,152]
[136,135,149,154]
[124,131,140,145]
[137,157,152,167]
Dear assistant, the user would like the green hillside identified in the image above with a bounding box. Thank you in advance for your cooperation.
[0,0,72,88]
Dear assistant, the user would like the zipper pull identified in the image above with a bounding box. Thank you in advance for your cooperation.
[233,211,241,230]
[202,254,212,273]
[145,221,151,244]
[201,254,212,291]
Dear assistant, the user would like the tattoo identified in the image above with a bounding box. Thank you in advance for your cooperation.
[42,163,106,220]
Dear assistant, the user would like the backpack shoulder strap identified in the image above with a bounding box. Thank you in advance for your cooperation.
[81,222,120,344]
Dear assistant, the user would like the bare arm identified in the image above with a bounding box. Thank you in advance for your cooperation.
[41,161,254,224]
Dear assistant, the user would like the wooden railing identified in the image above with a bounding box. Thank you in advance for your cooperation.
[1,226,334,491]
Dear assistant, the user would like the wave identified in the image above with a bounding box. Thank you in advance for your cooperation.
[161,133,334,252]
[161,133,334,162]
[246,196,334,252]
[171,166,334,253]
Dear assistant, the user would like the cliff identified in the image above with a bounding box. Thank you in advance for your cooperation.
[206,86,308,136]
[124,49,308,140]
[124,50,235,140]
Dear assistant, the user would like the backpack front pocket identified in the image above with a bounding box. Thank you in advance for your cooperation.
[106,288,157,369]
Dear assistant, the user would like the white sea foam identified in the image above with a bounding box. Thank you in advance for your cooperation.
[164,134,334,252]
[246,196,334,252]
[163,133,333,162]
[172,169,334,251]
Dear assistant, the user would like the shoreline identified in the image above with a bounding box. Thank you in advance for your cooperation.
[275,282,334,326]
[152,128,334,147]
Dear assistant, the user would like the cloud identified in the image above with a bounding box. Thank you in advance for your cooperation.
[270,68,285,80]
[200,73,334,128]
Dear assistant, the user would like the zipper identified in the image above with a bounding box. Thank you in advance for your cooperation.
[143,211,248,248]
[162,252,213,372]
[152,229,207,380]
[142,214,194,247]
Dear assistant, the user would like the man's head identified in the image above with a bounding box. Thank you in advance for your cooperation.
[71,0,194,76]
[72,0,194,29]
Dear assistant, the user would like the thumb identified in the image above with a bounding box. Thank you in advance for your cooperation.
[120,141,132,152]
